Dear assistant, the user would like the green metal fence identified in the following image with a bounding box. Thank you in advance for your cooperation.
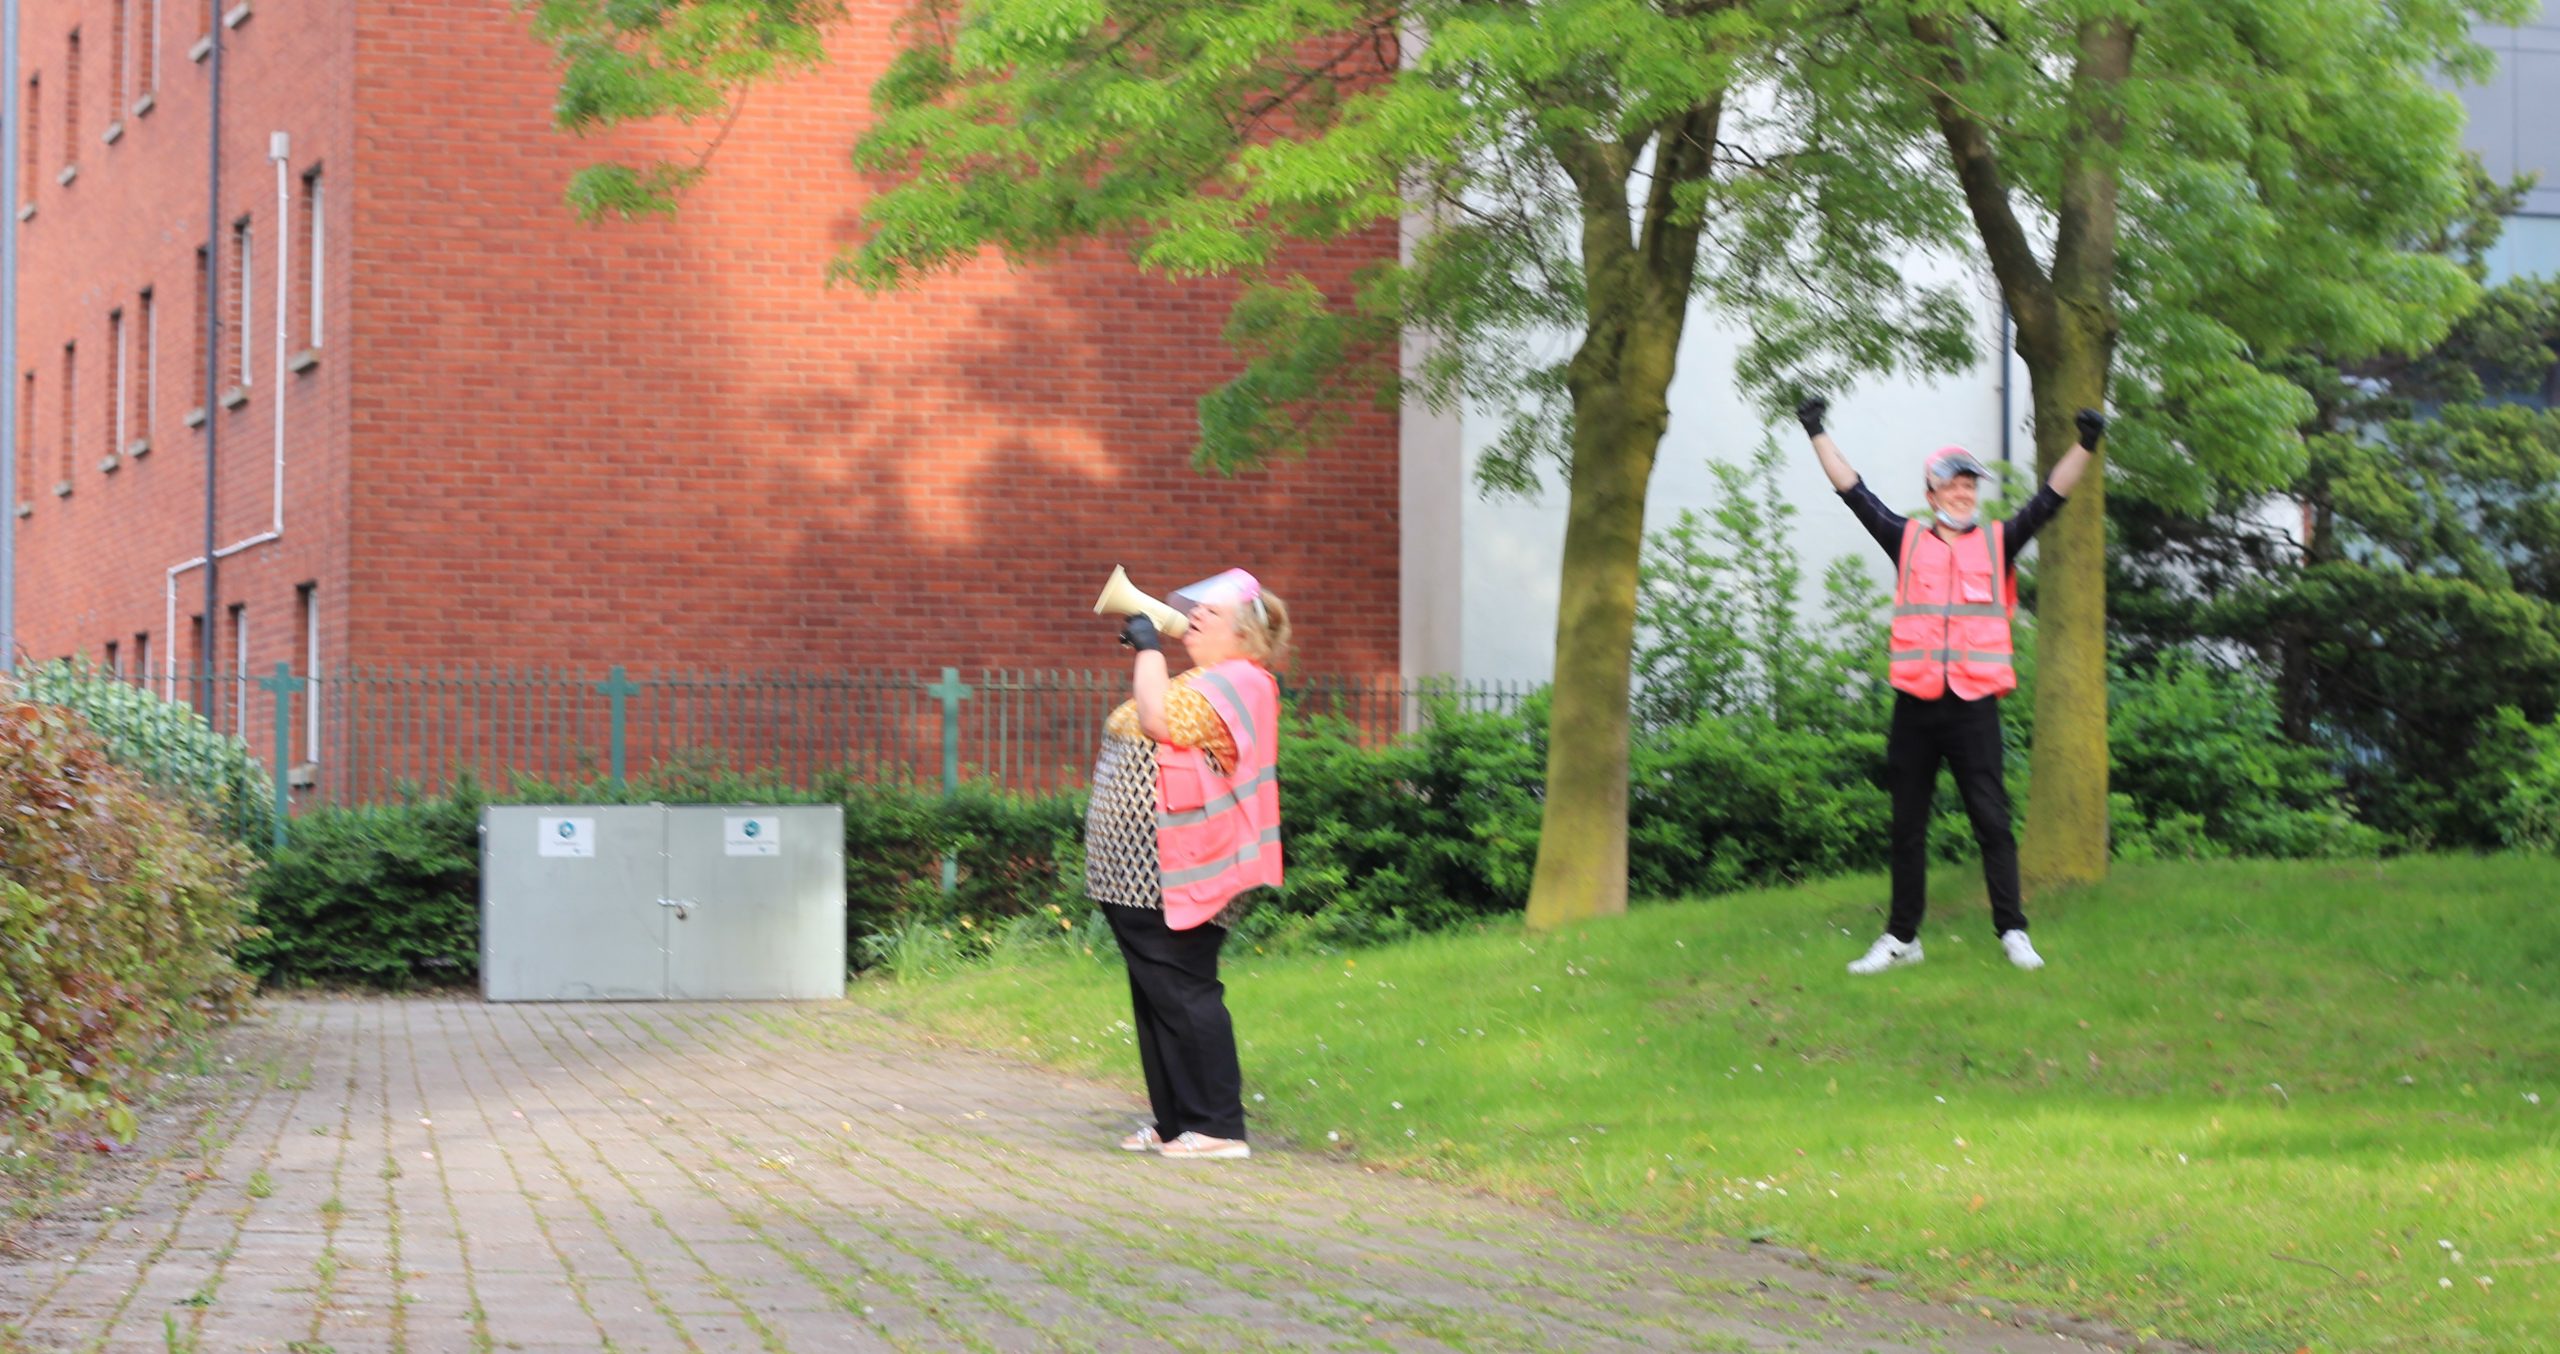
[161,665,1543,830]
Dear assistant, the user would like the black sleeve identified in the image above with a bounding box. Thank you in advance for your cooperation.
[1838,479,1907,566]
[2004,483,2069,562]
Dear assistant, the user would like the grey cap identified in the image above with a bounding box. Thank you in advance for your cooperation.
[1924,447,1992,486]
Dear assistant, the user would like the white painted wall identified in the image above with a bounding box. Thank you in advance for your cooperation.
[1402,264,2031,682]
[1400,12,2556,683]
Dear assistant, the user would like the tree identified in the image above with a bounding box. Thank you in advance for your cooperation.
[532,0,1976,928]
[2111,189,2560,848]
[1787,0,2524,890]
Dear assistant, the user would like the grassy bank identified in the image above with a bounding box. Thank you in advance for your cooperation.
[854,856,2560,1353]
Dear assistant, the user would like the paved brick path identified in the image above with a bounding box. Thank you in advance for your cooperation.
[0,999,2129,1352]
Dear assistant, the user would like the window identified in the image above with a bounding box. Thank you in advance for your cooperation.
[140,0,158,101]
[21,77,38,202]
[133,289,152,449]
[104,639,120,677]
[109,0,126,120]
[231,217,251,389]
[62,32,78,171]
[16,370,33,505]
[192,244,209,412]
[296,582,319,762]
[108,309,125,461]
[187,614,204,714]
[229,603,246,734]
[134,630,151,694]
[58,342,75,488]
[300,168,322,351]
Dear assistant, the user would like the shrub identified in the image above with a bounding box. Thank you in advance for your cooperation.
[14,660,275,846]
[2106,652,2383,860]
[244,794,483,988]
[1629,714,1891,897]
[0,700,256,1145]
[1258,699,1546,948]
[2476,706,2560,852]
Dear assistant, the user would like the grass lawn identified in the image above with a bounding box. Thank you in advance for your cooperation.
[853,855,2560,1353]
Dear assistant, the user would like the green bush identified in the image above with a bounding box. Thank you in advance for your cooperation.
[1629,715,1891,896]
[2476,705,2560,852]
[2106,652,2384,861]
[244,795,482,988]
[0,700,256,1145]
[14,661,275,846]
[1255,698,1546,947]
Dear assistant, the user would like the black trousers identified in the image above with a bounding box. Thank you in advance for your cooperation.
[1886,690,2028,942]
[1103,903,1246,1141]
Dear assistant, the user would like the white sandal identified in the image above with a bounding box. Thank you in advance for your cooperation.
[1159,1131,1250,1161]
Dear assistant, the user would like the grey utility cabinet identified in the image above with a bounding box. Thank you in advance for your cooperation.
[480,804,846,1002]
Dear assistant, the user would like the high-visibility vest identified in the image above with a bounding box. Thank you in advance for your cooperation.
[1153,659,1283,930]
[1889,518,2017,701]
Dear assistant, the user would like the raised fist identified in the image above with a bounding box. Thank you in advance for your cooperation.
[1795,397,1829,437]
[2074,408,2107,450]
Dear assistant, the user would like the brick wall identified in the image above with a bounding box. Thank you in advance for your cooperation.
[346,0,1399,680]
[15,0,1400,792]
[11,0,354,769]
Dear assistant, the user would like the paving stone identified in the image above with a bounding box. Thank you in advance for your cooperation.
[0,997,2146,1353]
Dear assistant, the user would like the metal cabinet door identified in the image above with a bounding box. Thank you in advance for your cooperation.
[661,806,846,1000]
[481,806,669,1001]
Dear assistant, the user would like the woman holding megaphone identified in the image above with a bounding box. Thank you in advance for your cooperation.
[1085,567,1292,1161]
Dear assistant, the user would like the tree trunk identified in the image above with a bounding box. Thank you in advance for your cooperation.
[1522,374,1662,930]
[1519,108,1717,932]
[2017,331,2111,893]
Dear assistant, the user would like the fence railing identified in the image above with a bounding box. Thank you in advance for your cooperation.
[131,665,1545,822]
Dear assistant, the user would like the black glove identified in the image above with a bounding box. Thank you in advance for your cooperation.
[1119,615,1162,653]
[2075,408,2107,449]
[1795,397,1828,437]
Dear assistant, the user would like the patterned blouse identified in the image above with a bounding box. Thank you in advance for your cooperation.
[1084,671,1241,920]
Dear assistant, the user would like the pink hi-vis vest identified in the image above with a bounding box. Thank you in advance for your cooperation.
[1889,519,2018,702]
[1154,660,1284,931]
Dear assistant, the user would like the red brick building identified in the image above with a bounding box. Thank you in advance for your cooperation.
[9,0,1399,794]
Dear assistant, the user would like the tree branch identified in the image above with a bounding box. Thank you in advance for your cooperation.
[2052,17,2136,319]
[1639,99,1723,285]
[1904,12,2055,355]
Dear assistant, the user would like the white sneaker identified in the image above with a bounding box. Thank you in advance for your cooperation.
[1159,1131,1250,1161]
[2000,930,2045,971]
[1118,1123,1163,1153]
[1847,934,1922,975]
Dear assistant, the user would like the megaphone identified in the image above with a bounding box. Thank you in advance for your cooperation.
[1092,566,1189,637]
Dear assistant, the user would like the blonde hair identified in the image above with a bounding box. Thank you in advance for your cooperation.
[1234,589,1293,669]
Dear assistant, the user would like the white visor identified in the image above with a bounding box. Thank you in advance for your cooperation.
[1168,568,1265,621]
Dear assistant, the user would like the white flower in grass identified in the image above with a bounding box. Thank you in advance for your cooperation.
[1327,1131,1339,1142]
[2441,1278,2454,1289]
[1391,1101,1403,1110]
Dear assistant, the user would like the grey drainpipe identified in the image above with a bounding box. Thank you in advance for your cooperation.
[1997,301,2014,473]
[3,0,19,667]
[201,2,222,723]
